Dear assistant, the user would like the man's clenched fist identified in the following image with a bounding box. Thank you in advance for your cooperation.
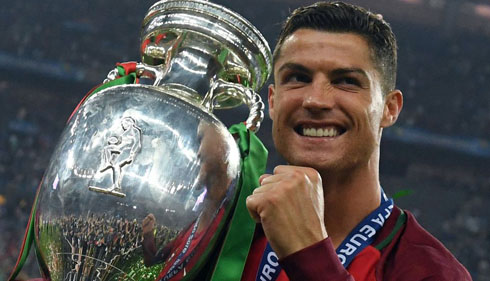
[246,165,328,259]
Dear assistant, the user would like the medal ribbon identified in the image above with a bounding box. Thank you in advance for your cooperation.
[336,189,393,268]
[255,189,393,281]
[161,215,201,281]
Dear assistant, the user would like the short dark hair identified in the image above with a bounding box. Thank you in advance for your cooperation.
[273,1,398,94]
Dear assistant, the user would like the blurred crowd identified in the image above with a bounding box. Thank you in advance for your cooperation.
[395,25,490,140]
[1,0,489,280]
[0,0,153,78]
[0,85,66,279]
[1,0,489,139]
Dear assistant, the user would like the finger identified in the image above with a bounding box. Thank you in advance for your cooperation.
[273,165,322,185]
[252,185,267,194]
[259,173,272,184]
[272,165,290,175]
[259,172,286,186]
[245,195,262,223]
[273,164,311,174]
[252,178,278,194]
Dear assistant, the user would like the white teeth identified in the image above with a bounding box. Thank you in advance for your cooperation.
[302,127,339,137]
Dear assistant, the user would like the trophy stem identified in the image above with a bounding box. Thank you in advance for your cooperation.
[158,44,224,97]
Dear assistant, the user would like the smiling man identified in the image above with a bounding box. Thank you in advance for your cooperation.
[243,2,472,280]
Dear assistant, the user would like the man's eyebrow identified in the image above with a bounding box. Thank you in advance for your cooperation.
[277,62,312,75]
[331,68,369,79]
[277,64,370,79]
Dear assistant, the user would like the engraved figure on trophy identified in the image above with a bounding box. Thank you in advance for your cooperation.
[89,117,142,197]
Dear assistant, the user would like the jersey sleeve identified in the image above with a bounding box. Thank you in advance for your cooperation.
[279,237,355,281]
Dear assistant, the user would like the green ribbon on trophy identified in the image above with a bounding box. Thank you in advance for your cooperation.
[8,184,49,281]
[208,123,267,281]
[8,70,267,281]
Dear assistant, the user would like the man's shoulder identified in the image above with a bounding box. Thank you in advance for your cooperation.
[401,210,452,249]
[380,209,472,280]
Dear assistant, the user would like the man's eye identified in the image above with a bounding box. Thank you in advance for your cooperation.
[282,73,311,84]
[333,77,360,86]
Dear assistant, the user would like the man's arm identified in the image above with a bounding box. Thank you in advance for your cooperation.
[280,238,355,281]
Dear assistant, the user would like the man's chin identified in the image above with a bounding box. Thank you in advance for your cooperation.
[285,154,343,171]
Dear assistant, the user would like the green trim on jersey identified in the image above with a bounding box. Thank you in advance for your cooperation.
[374,209,407,251]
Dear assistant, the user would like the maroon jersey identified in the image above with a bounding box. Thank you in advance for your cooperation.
[242,207,472,281]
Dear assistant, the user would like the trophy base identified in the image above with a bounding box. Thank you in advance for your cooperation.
[88,186,126,198]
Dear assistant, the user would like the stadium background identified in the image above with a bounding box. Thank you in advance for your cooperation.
[0,0,488,280]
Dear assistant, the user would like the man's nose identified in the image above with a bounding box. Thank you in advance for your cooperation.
[302,79,335,111]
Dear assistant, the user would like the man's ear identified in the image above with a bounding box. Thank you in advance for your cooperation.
[381,89,403,128]
[268,84,276,120]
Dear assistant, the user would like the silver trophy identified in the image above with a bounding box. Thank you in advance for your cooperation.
[33,0,272,280]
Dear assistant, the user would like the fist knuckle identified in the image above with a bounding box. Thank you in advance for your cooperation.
[287,170,303,182]
[282,183,295,194]
[265,193,276,205]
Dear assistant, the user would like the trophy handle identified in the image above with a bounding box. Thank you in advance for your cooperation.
[103,63,264,132]
[204,79,265,132]
[103,62,165,85]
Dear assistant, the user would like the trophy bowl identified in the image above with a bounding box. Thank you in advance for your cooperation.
[32,0,272,280]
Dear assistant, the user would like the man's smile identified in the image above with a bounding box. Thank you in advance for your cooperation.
[294,124,347,138]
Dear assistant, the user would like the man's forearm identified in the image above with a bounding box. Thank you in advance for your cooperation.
[280,237,355,281]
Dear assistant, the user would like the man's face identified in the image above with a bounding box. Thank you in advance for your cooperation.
[269,29,398,173]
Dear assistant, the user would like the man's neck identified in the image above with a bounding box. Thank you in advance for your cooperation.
[320,163,382,249]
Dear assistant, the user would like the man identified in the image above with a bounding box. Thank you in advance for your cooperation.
[243,2,471,280]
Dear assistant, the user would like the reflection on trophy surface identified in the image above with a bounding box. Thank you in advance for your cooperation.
[32,0,272,280]
[142,122,237,280]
